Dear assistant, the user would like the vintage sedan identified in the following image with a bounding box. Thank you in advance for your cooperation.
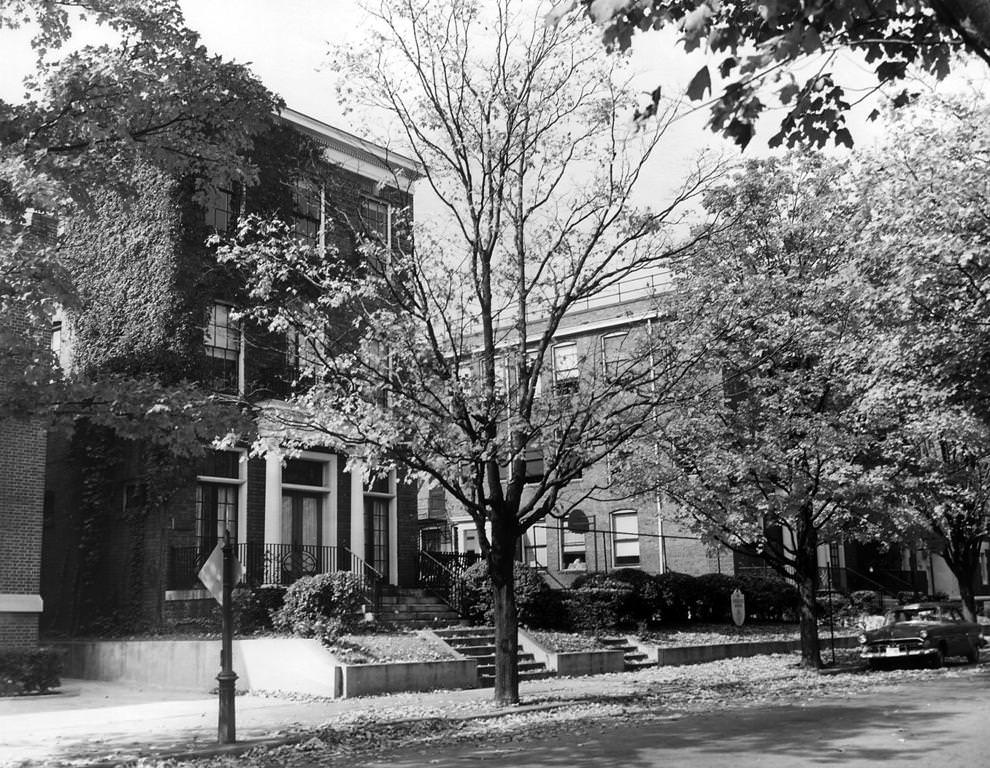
[859,602,985,669]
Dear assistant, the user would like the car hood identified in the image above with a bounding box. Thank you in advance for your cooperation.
[864,622,942,641]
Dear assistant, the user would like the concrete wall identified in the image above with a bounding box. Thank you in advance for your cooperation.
[56,638,336,696]
[518,628,625,677]
[336,658,477,698]
[648,636,859,667]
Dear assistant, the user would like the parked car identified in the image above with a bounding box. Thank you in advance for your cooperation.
[859,602,985,670]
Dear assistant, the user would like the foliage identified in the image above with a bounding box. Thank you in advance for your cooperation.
[691,573,738,622]
[273,573,366,645]
[847,96,990,621]
[220,0,720,704]
[734,574,800,622]
[562,586,636,631]
[234,584,287,634]
[572,0,990,148]
[573,569,658,625]
[457,561,565,629]
[616,154,899,666]
[653,572,702,624]
[0,648,62,695]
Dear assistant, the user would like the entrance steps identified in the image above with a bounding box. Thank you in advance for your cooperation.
[599,636,655,671]
[433,626,553,687]
[376,587,461,629]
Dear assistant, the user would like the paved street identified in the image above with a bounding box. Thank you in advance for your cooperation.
[352,672,990,768]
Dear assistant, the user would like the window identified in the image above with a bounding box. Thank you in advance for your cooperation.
[205,186,233,232]
[612,510,640,566]
[359,197,390,243]
[524,525,547,568]
[292,179,322,246]
[553,343,579,396]
[282,458,326,487]
[205,303,242,393]
[602,332,630,381]
[560,523,586,570]
[195,450,244,556]
[51,320,62,358]
[523,439,545,483]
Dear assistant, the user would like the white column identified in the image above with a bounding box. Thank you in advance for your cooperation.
[350,459,365,559]
[326,455,338,551]
[265,454,282,545]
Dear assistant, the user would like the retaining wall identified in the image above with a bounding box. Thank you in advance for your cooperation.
[517,628,625,676]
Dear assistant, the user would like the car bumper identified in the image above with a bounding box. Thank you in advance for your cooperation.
[860,646,936,660]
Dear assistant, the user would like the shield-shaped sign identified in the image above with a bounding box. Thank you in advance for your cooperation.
[730,588,746,627]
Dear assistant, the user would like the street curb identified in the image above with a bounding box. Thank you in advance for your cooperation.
[72,701,572,767]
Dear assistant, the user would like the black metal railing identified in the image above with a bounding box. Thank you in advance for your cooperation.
[417,551,479,616]
[168,543,383,609]
[818,565,929,602]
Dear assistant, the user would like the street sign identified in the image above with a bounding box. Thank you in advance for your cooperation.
[198,541,243,606]
[731,588,746,627]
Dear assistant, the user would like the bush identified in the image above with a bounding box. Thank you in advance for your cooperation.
[653,572,700,624]
[734,574,801,621]
[573,569,658,626]
[691,573,739,622]
[0,648,62,696]
[273,573,365,644]
[234,584,287,634]
[456,561,564,629]
[562,587,636,632]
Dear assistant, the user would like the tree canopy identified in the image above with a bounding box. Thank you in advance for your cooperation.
[218,0,719,704]
[0,0,276,445]
[573,0,990,148]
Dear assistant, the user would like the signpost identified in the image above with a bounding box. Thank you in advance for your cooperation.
[730,588,746,627]
[197,531,242,744]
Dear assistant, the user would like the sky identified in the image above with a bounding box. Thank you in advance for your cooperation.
[2,1,985,229]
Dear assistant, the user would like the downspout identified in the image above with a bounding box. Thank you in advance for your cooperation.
[647,317,666,574]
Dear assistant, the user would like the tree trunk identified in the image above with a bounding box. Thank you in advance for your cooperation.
[944,550,981,622]
[796,569,822,669]
[795,518,822,669]
[489,531,519,705]
[939,0,990,63]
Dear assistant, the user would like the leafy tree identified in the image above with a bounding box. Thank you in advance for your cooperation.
[646,155,894,668]
[217,0,718,704]
[850,96,990,620]
[0,0,276,435]
[569,0,990,148]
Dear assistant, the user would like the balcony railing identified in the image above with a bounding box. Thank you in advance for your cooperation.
[168,543,383,609]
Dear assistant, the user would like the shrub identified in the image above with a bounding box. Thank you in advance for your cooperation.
[691,573,739,622]
[234,584,287,634]
[456,561,564,629]
[273,572,365,644]
[573,569,658,626]
[653,572,700,624]
[0,648,62,696]
[562,586,636,632]
[734,574,801,621]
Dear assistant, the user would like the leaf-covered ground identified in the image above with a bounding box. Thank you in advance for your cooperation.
[327,631,460,664]
[526,630,611,652]
[136,654,987,768]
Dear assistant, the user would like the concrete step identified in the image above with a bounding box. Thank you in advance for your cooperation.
[434,626,494,638]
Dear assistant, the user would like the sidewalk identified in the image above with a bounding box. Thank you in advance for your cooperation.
[0,675,621,767]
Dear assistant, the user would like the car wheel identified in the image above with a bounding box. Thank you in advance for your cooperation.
[965,641,980,664]
[930,647,945,669]
[867,659,884,672]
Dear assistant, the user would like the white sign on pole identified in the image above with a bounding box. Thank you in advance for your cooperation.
[730,588,746,627]
[197,542,244,606]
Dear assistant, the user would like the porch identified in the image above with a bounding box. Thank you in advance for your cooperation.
[167,543,383,606]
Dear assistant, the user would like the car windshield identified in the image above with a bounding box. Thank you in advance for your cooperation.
[884,608,938,625]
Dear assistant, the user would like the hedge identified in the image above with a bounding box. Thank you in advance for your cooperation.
[0,648,62,696]
[456,561,564,629]
[272,572,365,644]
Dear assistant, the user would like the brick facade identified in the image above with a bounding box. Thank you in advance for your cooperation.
[0,416,46,647]
[41,110,423,634]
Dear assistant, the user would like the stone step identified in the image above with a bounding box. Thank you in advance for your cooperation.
[434,626,494,637]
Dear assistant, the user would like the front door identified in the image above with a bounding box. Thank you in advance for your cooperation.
[364,497,389,580]
[281,491,323,583]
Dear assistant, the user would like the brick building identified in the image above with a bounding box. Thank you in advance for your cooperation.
[0,324,47,648]
[416,275,733,588]
[41,109,423,635]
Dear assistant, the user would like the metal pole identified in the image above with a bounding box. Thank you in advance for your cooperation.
[826,560,836,666]
[217,529,237,744]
